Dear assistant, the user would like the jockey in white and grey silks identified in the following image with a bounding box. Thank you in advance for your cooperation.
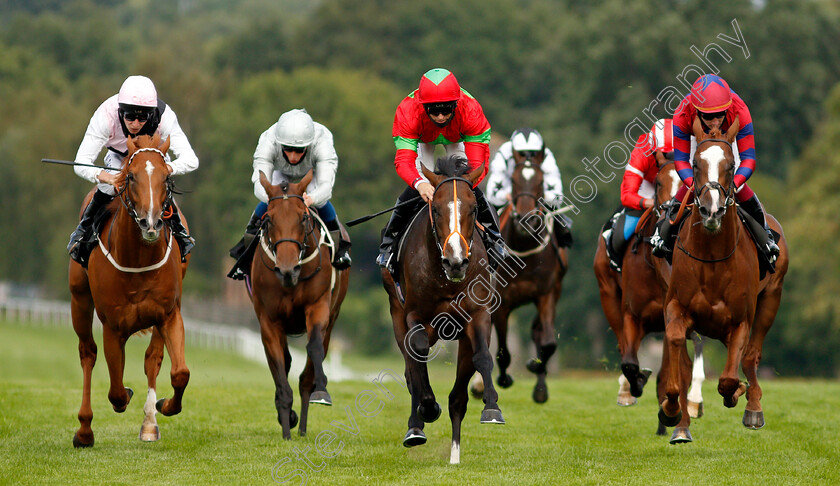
[68,75,198,267]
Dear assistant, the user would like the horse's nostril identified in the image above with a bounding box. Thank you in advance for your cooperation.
[138,219,149,230]
[154,220,164,230]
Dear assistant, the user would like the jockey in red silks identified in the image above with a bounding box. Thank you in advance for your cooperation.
[651,74,780,262]
[375,68,507,272]
[601,118,675,271]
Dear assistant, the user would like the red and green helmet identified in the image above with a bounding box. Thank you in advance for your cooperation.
[417,68,461,104]
[690,74,732,113]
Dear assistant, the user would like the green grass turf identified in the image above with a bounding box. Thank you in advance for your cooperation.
[1,319,838,485]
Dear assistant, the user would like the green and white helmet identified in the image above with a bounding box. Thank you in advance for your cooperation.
[275,109,315,148]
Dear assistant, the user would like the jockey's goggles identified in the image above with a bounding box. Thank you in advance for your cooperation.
[120,109,153,122]
[516,150,542,160]
[281,145,307,154]
[424,101,457,116]
[699,110,727,121]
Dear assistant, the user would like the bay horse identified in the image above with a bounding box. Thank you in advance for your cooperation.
[382,155,503,464]
[476,155,568,403]
[594,155,706,418]
[250,169,349,439]
[658,118,788,443]
[68,134,190,447]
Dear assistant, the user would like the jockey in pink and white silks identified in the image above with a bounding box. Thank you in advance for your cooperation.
[228,108,351,277]
[67,75,198,267]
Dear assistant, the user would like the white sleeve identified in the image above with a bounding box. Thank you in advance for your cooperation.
[485,147,512,207]
[541,148,564,207]
[252,126,278,204]
[306,125,338,208]
[159,109,198,176]
[73,106,112,183]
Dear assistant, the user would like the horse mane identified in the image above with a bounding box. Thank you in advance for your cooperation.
[435,154,470,177]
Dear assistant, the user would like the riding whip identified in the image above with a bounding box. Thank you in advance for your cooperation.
[41,159,121,171]
[346,196,422,227]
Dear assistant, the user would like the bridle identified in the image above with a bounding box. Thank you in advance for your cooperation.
[117,147,175,226]
[259,193,323,279]
[510,160,543,220]
[692,138,735,208]
[428,176,475,260]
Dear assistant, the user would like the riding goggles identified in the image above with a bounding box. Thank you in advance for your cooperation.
[121,109,153,122]
[424,101,457,116]
[517,150,541,160]
[281,145,307,154]
[699,110,727,121]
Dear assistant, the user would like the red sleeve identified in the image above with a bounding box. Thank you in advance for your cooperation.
[392,95,424,188]
[458,96,491,185]
[620,141,654,210]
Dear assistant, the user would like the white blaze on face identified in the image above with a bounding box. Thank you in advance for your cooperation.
[700,145,725,213]
[447,200,464,260]
[521,167,536,181]
[145,161,156,216]
[669,171,681,198]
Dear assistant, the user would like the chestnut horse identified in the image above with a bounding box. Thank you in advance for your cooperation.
[482,156,568,403]
[658,119,788,443]
[250,169,349,439]
[383,155,503,464]
[68,134,190,447]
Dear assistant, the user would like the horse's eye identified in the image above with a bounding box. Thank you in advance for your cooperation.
[126,173,135,181]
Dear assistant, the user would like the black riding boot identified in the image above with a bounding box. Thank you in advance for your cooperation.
[651,197,680,259]
[68,189,114,266]
[325,218,352,270]
[739,194,780,262]
[474,188,509,266]
[376,190,418,273]
[166,205,195,262]
[229,211,262,260]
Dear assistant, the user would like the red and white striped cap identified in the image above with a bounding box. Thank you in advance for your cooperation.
[649,118,674,153]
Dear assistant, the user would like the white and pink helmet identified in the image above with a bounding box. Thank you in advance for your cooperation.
[117,75,157,108]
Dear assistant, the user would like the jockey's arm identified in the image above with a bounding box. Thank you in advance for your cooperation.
[159,110,198,176]
[73,104,111,184]
[541,148,564,207]
[251,127,277,203]
[305,129,339,208]
[484,147,511,207]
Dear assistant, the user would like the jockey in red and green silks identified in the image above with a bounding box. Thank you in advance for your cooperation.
[377,68,506,272]
[652,74,779,262]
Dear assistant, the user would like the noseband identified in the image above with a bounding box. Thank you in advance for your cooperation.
[260,193,323,279]
[429,176,474,259]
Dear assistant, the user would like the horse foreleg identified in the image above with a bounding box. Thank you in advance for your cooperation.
[687,333,705,419]
[720,320,750,409]
[402,316,439,447]
[492,307,514,389]
[260,317,296,439]
[156,310,190,417]
[140,327,165,441]
[305,302,332,406]
[528,294,558,403]
[669,336,694,444]
[101,325,133,413]
[70,270,97,448]
[617,374,636,406]
[448,341,476,464]
[469,314,504,425]
[620,312,651,398]
[659,301,688,426]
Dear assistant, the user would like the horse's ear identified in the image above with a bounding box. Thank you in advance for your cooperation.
[466,160,485,187]
[258,170,272,196]
[692,115,705,140]
[126,136,138,154]
[421,164,442,187]
[290,169,314,195]
[725,116,740,144]
[655,151,667,168]
[158,136,171,156]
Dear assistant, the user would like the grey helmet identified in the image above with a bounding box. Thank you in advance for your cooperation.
[275,109,315,148]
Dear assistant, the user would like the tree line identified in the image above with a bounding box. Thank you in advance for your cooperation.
[1,0,838,375]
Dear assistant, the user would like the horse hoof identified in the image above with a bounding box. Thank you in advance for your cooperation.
[658,406,681,428]
[310,391,332,406]
[72,432,94,448]
[622,363,649,397]
[743,409,764,429]
[113,387,134,413]
[290,410,299,429]
[139,424,160,442]
[480,408,505,424]
[155,398,167,414]
[403,428,426,447]
[656,421,667,436]
[526,359,544,374]
[532,384,548,403]
[688,400,704,419]
[617,392,637,407]
[497,374,514,388]
[669,427,693,444]
[417,402,441,423]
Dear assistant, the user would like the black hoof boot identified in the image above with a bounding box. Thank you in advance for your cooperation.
[658,406,682,428]
[417,402,441,423]
[532,383,548,404]
[277,410,299,429]
[497,373,514,388]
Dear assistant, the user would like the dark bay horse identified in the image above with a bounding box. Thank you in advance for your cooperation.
[68,134,190,447]
[250,169,349,439]
[382,156,503,464]
[658,119,788,443]
[475,155,568,403]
